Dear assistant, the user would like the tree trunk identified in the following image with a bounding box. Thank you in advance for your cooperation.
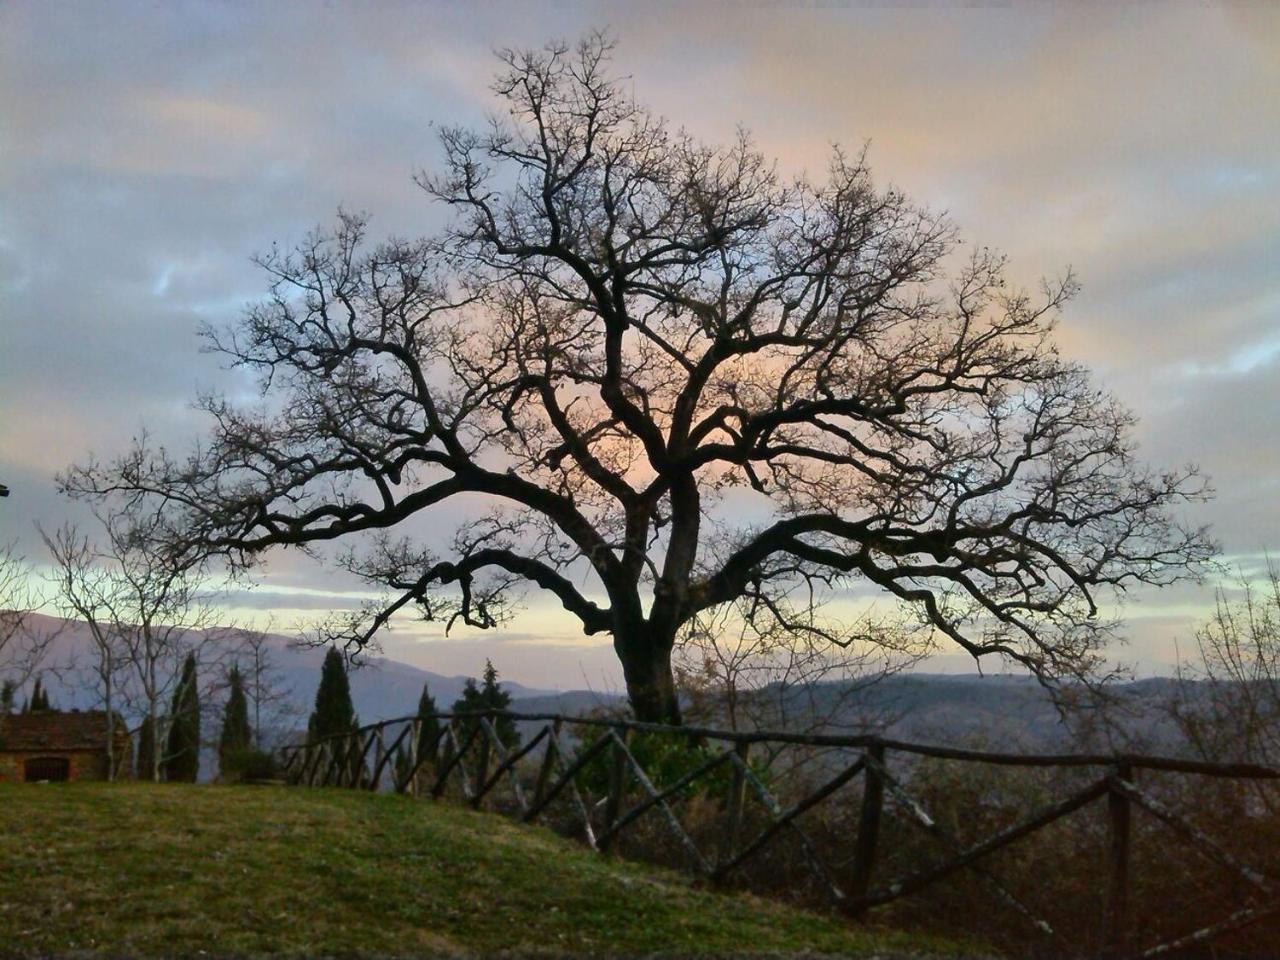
[104,673,115,782]
[618,636,682,725]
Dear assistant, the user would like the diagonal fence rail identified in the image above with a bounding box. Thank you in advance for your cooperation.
[279,711,1280,959]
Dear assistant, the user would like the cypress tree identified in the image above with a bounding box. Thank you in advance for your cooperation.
[218,664,252,778]
[308,647,357,740]
[164,653,201,782]
[479,660,518,748]
[25,678,51,713]
[451,676,483,717]
[137,715,156,780]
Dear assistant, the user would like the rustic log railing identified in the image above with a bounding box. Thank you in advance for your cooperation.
[279,711,1280,958]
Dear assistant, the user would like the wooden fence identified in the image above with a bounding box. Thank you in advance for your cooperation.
[279,711,1280,958]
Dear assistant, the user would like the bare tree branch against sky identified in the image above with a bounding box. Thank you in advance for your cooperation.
[1,1,1276,689]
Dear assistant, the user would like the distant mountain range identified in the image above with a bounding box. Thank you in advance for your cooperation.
[13,614,1195,758]
[747,672,1192,753]
[17,613,616,722]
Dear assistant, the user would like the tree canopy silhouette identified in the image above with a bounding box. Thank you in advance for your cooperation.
[64,34,1212,723]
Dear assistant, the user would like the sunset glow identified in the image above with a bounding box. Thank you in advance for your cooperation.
[2,2,1276,688]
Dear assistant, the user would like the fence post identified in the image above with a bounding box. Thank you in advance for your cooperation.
[372,728,386,792]
[326,740,338,786]
[718,740,751,873]
[406,719,421,796]
[600,727,631,855]
[530,720,561,819]
[471,718,493,809]
[850,741,886,911]
[432,720,458,799]
[1105,761,1133,959]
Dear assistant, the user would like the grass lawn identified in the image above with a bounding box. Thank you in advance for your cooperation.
[0,782,979,958]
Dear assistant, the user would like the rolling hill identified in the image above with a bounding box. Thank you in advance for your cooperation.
[0,782,979,957]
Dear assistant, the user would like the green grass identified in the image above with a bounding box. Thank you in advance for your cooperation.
[0,782,980,958]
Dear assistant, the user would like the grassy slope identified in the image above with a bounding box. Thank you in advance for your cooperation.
[0,783,972,958]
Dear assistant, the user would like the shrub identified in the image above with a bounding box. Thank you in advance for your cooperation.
[573,729,745,801]
[221,747,279,783]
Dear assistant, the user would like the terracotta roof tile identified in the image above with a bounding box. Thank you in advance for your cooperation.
[0,711,126,752]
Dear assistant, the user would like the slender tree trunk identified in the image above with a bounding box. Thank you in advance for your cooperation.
[150,707,161,782]
[104,665,115,781]
[252,662,262,750]
[149,648,161,782]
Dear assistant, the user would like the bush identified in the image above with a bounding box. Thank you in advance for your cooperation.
[221,748,279,783]
[573,729,747,802]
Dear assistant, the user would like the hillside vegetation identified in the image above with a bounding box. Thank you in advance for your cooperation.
[0,783,974,958]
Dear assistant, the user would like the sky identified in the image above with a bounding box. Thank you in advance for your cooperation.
[1,1,1277,690]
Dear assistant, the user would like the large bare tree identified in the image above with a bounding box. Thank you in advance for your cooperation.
[64,35,1212,723]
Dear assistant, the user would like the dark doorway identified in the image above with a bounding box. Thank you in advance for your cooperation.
[24,756,70,782]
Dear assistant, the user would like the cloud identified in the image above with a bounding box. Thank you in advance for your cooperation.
[1,0,1275,683]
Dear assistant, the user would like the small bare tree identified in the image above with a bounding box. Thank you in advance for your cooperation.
[0,542,57,697]
[63,34,1214,723]
[675,602,927,779]
[230,623,300,751]
[41,506,227,781]
[1170,562,1280,768]
[42,524,131,778]
[675,600,925,734]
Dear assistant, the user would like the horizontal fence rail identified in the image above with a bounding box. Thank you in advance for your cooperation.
[279,711,1280,959]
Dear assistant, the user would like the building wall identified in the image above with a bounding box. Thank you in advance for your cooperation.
[0,747,131,782]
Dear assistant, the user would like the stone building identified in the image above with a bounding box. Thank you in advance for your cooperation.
[0,710,131,782]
